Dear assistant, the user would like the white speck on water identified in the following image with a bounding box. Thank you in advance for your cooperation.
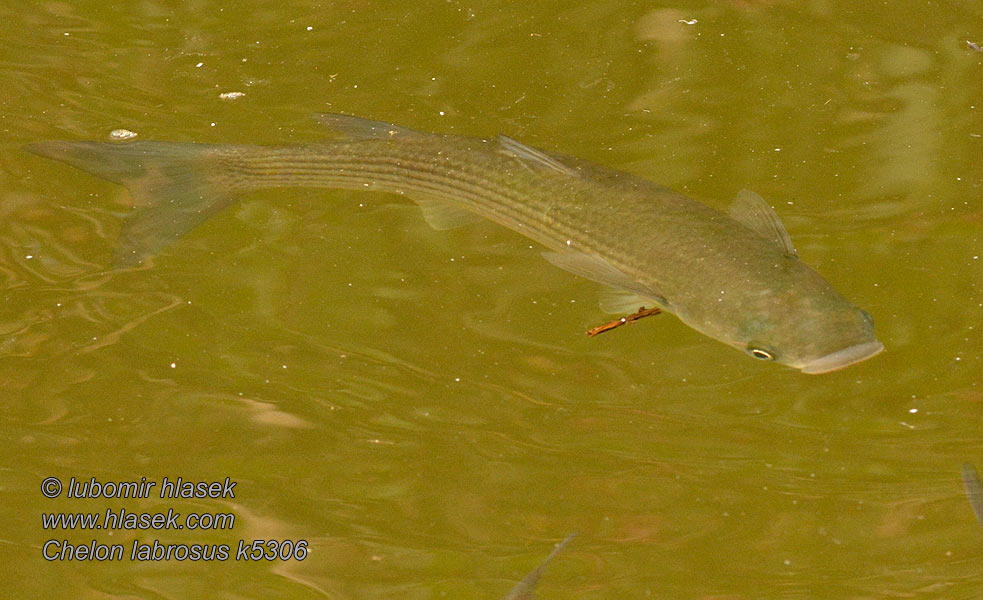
[219,91,245,100]
[439,111,445,116]
[908,408,918,414]
[210,122,216,127]
[565,239,572,246]
[170,362,176,369]
[678,18,698,24]
[306,26,313,31]
[25,255,33,259]
[110,129,137,140]
[774,148,781,151]
[196,62,203,68]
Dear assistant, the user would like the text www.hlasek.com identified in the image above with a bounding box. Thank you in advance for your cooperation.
[42,508,234,531]
[41,476,309,562]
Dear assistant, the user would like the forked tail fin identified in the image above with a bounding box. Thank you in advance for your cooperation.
[24,140,239,266]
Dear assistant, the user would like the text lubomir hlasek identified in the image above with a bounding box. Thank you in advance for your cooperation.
[64,477,236,499]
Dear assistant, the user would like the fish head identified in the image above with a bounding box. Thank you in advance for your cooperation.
[715,262,883,374]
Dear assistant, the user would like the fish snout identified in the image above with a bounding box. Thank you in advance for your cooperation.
[798,340,884,374]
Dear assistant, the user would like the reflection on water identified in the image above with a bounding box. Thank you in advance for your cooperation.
[2,0,982,598]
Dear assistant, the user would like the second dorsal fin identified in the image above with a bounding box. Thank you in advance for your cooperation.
[497,135,579,177]
[314,113,423,140]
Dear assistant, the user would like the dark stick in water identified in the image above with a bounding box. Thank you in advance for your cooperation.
[503,533,577,600]
[586,306,662,337]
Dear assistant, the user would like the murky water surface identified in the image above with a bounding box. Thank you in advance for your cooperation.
[2,1,981,597]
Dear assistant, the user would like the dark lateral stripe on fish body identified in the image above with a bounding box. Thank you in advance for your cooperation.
[226,144,597,252]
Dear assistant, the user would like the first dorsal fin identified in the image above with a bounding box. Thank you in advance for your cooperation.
[497,135,579,177]
[314,113,423,140]
[728,189,797,256]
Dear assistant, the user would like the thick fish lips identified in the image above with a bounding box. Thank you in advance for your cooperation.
[799,341,884,374]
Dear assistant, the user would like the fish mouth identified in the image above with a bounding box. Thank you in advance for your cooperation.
[799,341,884,374]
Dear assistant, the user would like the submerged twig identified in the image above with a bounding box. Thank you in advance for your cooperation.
[968,41,983,53]
[586,306,661,337]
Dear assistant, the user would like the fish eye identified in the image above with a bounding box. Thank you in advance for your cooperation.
[747,347,775,361]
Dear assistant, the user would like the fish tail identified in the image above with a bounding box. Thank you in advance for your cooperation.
[24,140,240,266]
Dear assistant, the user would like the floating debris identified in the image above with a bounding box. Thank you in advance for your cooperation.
[109,129,137,140]
[219,91,246,100]
[967,41,983,53]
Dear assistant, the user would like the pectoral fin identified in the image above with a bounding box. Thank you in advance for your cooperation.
[728,189,797,256]
[599,289,664,314]
[542,250,666,305]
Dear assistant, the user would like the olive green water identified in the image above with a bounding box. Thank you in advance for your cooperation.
[2,1,981,598]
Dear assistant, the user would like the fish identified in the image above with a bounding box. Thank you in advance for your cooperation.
[502,533,576,600]
[25,113,883,373]
[961,463,983,529]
